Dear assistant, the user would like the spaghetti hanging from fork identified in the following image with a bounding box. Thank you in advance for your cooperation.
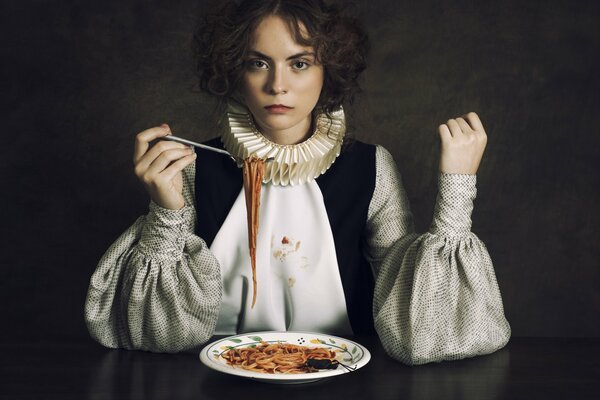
[242,156,266,308]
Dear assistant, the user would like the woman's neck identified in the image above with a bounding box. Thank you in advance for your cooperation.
[256,115,313,145]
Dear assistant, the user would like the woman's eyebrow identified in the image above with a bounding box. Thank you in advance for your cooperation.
[247,50,315,61]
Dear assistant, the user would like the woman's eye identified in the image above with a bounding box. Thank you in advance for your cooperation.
[292,61,309,70]
[247,60,268,69]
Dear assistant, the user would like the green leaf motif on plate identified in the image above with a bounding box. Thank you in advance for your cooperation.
[248,336,262,342]
[229,338,242,343]
[329,339,335,343]
[319,340,326,344]
[352,346,357,354]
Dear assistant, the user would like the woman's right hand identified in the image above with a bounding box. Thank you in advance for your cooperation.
[133,123,197,210]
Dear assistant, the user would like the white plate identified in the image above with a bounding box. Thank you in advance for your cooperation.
[199,331,371,384]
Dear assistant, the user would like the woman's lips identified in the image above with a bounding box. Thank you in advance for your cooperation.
[264,104,293,113]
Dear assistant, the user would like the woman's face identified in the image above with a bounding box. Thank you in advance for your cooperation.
[241,15,324,144]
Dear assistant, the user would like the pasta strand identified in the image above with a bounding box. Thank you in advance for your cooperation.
[242,156,265,308]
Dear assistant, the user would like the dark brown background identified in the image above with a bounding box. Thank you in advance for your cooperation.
[2,0,599,343]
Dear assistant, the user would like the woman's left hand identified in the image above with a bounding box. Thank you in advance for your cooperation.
[438,112,487,175]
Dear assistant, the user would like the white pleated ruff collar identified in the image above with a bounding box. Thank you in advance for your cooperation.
[220,102,346,186]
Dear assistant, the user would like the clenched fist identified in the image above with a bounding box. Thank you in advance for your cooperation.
[438,112,487,175]
[133,123,197,210]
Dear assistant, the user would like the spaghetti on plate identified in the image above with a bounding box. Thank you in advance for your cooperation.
[221,342,338,374]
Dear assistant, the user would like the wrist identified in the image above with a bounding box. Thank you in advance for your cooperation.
[150,193,185,211]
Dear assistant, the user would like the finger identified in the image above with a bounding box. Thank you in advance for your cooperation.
[146,147,195,177]
[133,124,171,164]
[462,112,484,132]
[438,124,452,141]
[135,140,190,175]
[446,119,464,137]
[160,153,197,182]
[456,117,473,134]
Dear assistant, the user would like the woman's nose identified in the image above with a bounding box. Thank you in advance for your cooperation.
[266,66,288,95]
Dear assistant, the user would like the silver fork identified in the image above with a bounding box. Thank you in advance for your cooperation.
[162,135,242,164]
[162,135,273,164]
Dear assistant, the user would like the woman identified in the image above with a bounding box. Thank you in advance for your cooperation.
[84,0,510,365]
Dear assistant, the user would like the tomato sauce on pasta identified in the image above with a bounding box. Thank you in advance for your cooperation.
[221,342,339,374]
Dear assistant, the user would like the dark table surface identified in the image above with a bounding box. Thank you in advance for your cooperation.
[2,336,599,400]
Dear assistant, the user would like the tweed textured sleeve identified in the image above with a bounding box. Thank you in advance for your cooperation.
[365,145,511,365]
[84,160,222,352]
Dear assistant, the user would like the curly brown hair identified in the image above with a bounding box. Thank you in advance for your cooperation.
[193,0,369,116]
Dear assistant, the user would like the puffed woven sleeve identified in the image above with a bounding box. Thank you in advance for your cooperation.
[84,161,222,352]
[365,145,511,365]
